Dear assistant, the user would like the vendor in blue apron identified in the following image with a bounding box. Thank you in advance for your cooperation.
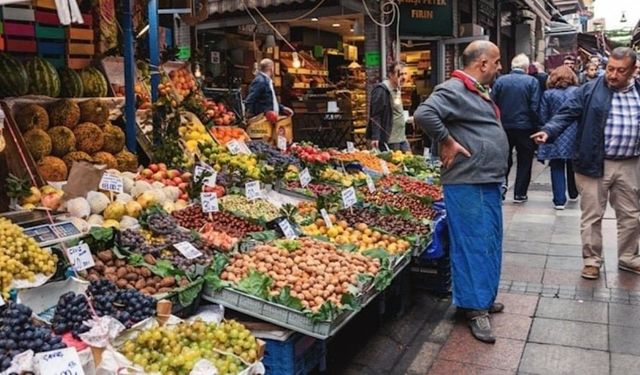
[415,41,509,343]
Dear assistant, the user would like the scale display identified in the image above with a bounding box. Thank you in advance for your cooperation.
[23,221,83,247]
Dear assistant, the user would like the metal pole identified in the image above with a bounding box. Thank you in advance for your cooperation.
[123,0,137,153]
[148,0,160,102]
[380,0,387,77]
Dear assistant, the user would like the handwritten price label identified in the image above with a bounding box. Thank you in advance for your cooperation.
[174,241,203,260]
[194,165,217,187]
[380,160,390,175]
[320,208,333,228]
[35,348,85,375]
[201,192,219,213]
[99,173,123,193]
[299,168,312,188]
[279,219,297,239]
[423,147,431,160]
[277,136,287,151]
[366,175,376,193]
[346,141,355,153]
[245,180,261,201]
[238,140,252,155]
[226,140,241,155]
[66,243,94,271]
[341,187,357,209]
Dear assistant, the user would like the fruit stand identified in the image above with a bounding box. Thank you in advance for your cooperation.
[0,2,447,374]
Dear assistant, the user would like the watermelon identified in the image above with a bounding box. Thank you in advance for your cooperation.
[79,67,108,97]
[25,57,61,97]
[58,67,84,98]
[0,53,29,97]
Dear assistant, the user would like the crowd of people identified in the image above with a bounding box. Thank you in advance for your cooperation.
[365,42,640,344]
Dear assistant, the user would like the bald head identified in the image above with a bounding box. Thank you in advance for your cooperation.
[461,41,501,85]
[260,58,274,77]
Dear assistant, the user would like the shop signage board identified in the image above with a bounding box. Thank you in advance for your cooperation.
[398,0,454,36]
[365,51,381,68]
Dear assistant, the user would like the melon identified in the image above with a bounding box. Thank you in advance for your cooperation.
[14,104,49,132]
[25,57,61,97]
[38,156,68,182]
[79,99,110,126]
[79,67,108,97]
[0,53,29,97]
[47,126,76,157]
[58,67,84,98]
[24,129,52,161]
[74,122,104,154]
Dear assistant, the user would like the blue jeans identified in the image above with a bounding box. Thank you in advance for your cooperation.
[549,159,578,205]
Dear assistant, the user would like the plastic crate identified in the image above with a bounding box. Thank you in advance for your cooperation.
[262,333,327,375]
[410,256,451,294]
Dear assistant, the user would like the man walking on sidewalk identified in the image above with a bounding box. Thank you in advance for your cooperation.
[531,47,640,280]
[491,54,541,203]
[415,41,508,343]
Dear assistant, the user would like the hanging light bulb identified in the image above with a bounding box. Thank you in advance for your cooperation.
[194,63,202,78]
[292,52,301,68]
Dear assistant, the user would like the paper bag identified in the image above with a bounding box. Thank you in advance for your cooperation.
[63,161,106,200]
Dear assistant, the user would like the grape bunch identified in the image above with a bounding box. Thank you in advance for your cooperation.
[88,279,118,317]
[119,228,146,250]
[165,231,193,245]
[114,289,156,327]
[0,303,66,372]
[248,141,302,168]
[147,213,177,235]
[120,319,259,375]
[51,292,93,338]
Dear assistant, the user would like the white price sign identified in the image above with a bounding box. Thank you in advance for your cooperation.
[341,187,357,208]
[99,173,124,193]
[366,175,376,193]
[299,168,312,188]
[35,348,85,375]
[424,147,431,160]
[174,241,203,260]
[201,192,219,213]
[66,243,94,271]
[320,208,333,228]
[277,136,287,151]
[245,180,261,201]
[346,141,355,153]
[380,160,390,175]
[279,219,297,239]
[226,140,241,155]
[238,140,252,155]
[0,295,4,307]
[194,165,217,187]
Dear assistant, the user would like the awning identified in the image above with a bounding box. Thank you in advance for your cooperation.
[208,0,306,15]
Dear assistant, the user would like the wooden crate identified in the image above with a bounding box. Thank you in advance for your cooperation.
[33,0,57,10]
[66,12,94,70]
[3,21,36,53]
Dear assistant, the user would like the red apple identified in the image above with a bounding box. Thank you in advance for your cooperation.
[141,168,153,177]
[178,182,188,190]
[172,177,183,185]
[149,164,159,173]
[181,172,192,182]
[167,170,180,179]
[158,163,167,171]
[152,172,164,181]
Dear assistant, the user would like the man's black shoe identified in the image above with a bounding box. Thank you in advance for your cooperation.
[514,195,528,203]
[467,312,496,343]
[489,302,505,314]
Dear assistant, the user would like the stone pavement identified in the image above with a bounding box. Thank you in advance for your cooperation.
[327,162,640,374]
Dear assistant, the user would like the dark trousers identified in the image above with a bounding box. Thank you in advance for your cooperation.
[506,129,536,198]
[549,159,578,205]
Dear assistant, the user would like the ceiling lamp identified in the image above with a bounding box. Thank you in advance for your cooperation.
[620,11,627,23]
[332,23,340,27]
[348,61,361,69]
[311,17,319,22]
[353,19,363,35]
[264,34,276,49]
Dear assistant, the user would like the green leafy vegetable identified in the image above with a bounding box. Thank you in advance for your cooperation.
[274,239,301,251]
[270,286,303,310]
[247,230,278,242]
[177,279,204,306]
[236,270,272,299]
[149,259,176,277]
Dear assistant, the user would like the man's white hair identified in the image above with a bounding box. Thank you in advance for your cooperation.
[511,54,530,70]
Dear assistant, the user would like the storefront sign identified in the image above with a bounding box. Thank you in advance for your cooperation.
[365,51,381,68]
[238,23,289,38]
[398,0,453,36]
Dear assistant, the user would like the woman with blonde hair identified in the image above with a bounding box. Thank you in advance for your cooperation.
[537,66,580,209]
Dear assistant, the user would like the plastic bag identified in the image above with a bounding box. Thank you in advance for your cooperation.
[422,210,448,260]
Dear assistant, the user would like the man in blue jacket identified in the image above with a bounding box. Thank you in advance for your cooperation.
[532,47,640,280]
[491,54,541,202]
[244,58,293,118]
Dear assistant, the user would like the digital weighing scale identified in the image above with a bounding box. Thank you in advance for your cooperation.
[1,210,84,247]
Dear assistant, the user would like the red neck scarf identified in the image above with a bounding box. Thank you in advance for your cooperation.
[450,70,501,120]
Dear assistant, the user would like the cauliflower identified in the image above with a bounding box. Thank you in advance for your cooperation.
[87,191,110,214]
[66,197,90,218]
[131,180,152,198]
[115,193,133,203]
[162,186,180,202]
[148,189,168,205]
[87,214,104,227]
[122,176,135,194]
[119,215,139,230]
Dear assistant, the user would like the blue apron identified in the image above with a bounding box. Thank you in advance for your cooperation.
[443,183,503,310]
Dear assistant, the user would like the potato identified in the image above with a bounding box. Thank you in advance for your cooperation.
[97,250,114,262]
[116,267,128,278]
[115,259,126,267]
[124,272,139,281]
[143,254,157,265]
[104,266,117,275]
[134,279,146,289]
[158,287,173,293]
[141,287,157,295]
[159,276,175,288]
[116,279,128,288]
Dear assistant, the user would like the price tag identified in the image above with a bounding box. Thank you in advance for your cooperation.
[245,180,261,201]
[365,175,376,193]
[278,219,297,239]
[341,187,357,209]
[380,160,390,175]
[99,173,124,193]
[299,168,312,188]
[277,136,287,151]
[238,140,252,155]
[35,348,85,375]
[0,295,4,307]
[424,147,431,160]
[66,243,94,271]
[346,141,355,152]
[201,192,219,213]
[174,241,203,260]
[320,208,333,228]
[194,165,216,187]
[227,140,241,155]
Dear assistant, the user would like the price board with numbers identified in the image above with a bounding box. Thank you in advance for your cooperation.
[201,192,219,213]
[346,141,355,152]
[277,136,287,151]
[278,219,297,239]
[320,208,333,228]
[227,140,241,155]
[35,348,85,375]
[365,175,376,193]
[174,241,203,259]
[341,187,357,208]
[299,168,312,188]
[99,173,124,193]
[66,243,94,271]
[245,181,261,200]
